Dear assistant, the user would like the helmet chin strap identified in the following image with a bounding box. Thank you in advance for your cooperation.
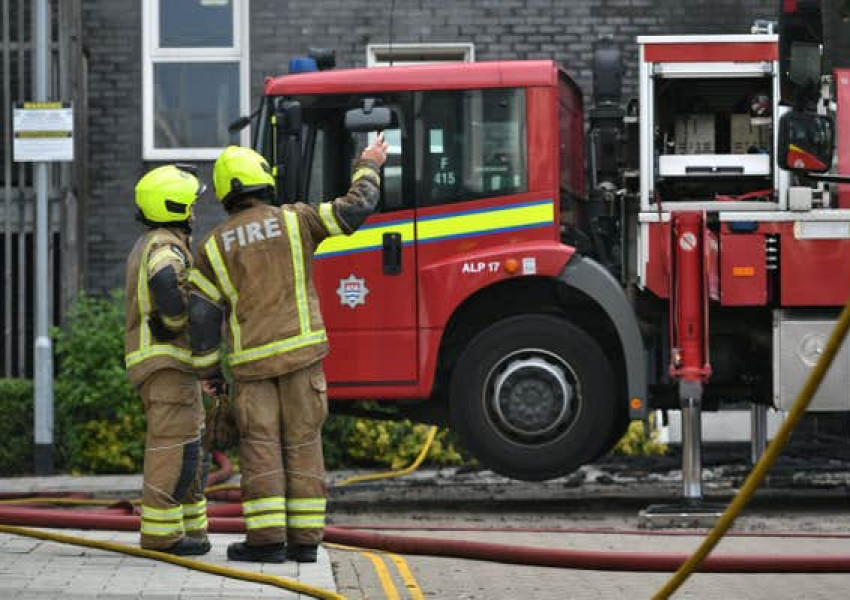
[135,210,192,235]
[174,220,192,235]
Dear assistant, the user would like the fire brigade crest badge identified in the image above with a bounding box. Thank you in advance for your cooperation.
[337,274,369,308]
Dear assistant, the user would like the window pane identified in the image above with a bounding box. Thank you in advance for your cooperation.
[417,88,527,205]
[154,62,240,148]
[160,0,233,48]
[298,95,409,213]
[307,124,404,212]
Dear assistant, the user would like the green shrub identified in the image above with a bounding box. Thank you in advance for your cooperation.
[321,411,358,468]
[0,379,36,475]
[0,379,76,474]
[0,377,467,475]
[322,414,464,470]
[53,290,145,473]
[611,418,668,457]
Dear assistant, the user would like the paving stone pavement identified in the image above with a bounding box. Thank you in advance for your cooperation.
[0,473,338,598]
[0,529,337,599]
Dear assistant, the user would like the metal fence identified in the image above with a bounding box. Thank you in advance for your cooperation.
[1,0,81,378]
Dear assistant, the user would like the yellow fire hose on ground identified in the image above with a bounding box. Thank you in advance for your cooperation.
[653,298,850,599]
[336,426,439,487]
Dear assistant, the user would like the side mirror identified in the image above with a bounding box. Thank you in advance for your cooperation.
[778,0,823,107]
[345,99,393,132]
[228,114,253,134]
[777,112,834,173]
[275,100,302,135]
[228,107,262,133]
[788,41,822,92]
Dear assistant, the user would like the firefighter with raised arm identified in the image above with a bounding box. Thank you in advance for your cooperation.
[124,165,210,555]
[188,135,388,563]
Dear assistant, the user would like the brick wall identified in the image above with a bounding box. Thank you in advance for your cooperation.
[83,0,143,292]
[83,0,776,291]
[249,0,775,108]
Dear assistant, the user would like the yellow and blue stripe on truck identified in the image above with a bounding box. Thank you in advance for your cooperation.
[315,198,554,258]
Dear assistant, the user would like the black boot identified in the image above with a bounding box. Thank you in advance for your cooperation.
[287,543,318,563]
[227,541,287,563]
[161,537,211,556]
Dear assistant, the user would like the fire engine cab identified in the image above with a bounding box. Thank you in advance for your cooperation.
[245,3,850,484]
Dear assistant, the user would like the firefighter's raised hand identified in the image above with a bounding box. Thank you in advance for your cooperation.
[360,132,389,167]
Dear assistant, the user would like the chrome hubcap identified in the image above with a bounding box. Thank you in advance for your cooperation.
[486,349,578,444]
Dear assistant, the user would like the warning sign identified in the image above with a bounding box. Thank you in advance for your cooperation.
[13,102,74,162]
[679,232,697,252]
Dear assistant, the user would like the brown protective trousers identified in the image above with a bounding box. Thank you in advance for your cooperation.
[234,361,329,546]
[139,369,208,550]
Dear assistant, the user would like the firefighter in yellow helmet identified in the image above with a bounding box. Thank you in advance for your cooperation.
[125,164,210,555]
[188,137,387,563]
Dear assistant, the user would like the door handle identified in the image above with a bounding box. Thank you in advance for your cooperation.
[383,232,402,275]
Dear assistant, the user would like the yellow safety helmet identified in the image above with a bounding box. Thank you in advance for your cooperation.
[213,145,275,205]
[135,164,204,223]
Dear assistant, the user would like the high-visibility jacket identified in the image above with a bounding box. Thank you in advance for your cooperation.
[190,158,381,381]
[124,227,194,386]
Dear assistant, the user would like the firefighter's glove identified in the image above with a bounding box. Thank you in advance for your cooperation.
[147,312,179,341]
[201,375,228,397]
[202,379,238,451]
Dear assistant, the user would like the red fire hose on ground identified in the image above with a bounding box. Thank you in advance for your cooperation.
[2,500,850,574]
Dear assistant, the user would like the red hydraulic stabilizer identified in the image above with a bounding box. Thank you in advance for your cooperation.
[640,211,721,525]
[667,210,713,506]
[668,211,712,386]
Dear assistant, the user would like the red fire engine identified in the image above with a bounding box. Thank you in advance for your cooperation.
[241,1,849,486]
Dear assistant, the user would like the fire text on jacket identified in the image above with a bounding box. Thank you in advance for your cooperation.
[220,217,282,252]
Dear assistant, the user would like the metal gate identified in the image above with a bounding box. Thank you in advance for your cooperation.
[1,0,83,378]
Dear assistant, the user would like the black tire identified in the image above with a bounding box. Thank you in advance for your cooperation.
[449,314,619,481]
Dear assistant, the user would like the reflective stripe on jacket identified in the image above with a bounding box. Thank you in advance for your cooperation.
[191,159,380,380]
[124,228,194,385]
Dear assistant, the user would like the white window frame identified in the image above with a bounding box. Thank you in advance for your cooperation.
[366,42,474,67]
[142,0,250,160]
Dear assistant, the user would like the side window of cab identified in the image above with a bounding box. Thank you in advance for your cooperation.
[303,94,412,214]
[415,88,528,207]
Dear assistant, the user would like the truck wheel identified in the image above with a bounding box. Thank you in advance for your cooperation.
[450,314,618,481]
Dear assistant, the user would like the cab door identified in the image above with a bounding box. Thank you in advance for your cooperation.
[306,97,418,387]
